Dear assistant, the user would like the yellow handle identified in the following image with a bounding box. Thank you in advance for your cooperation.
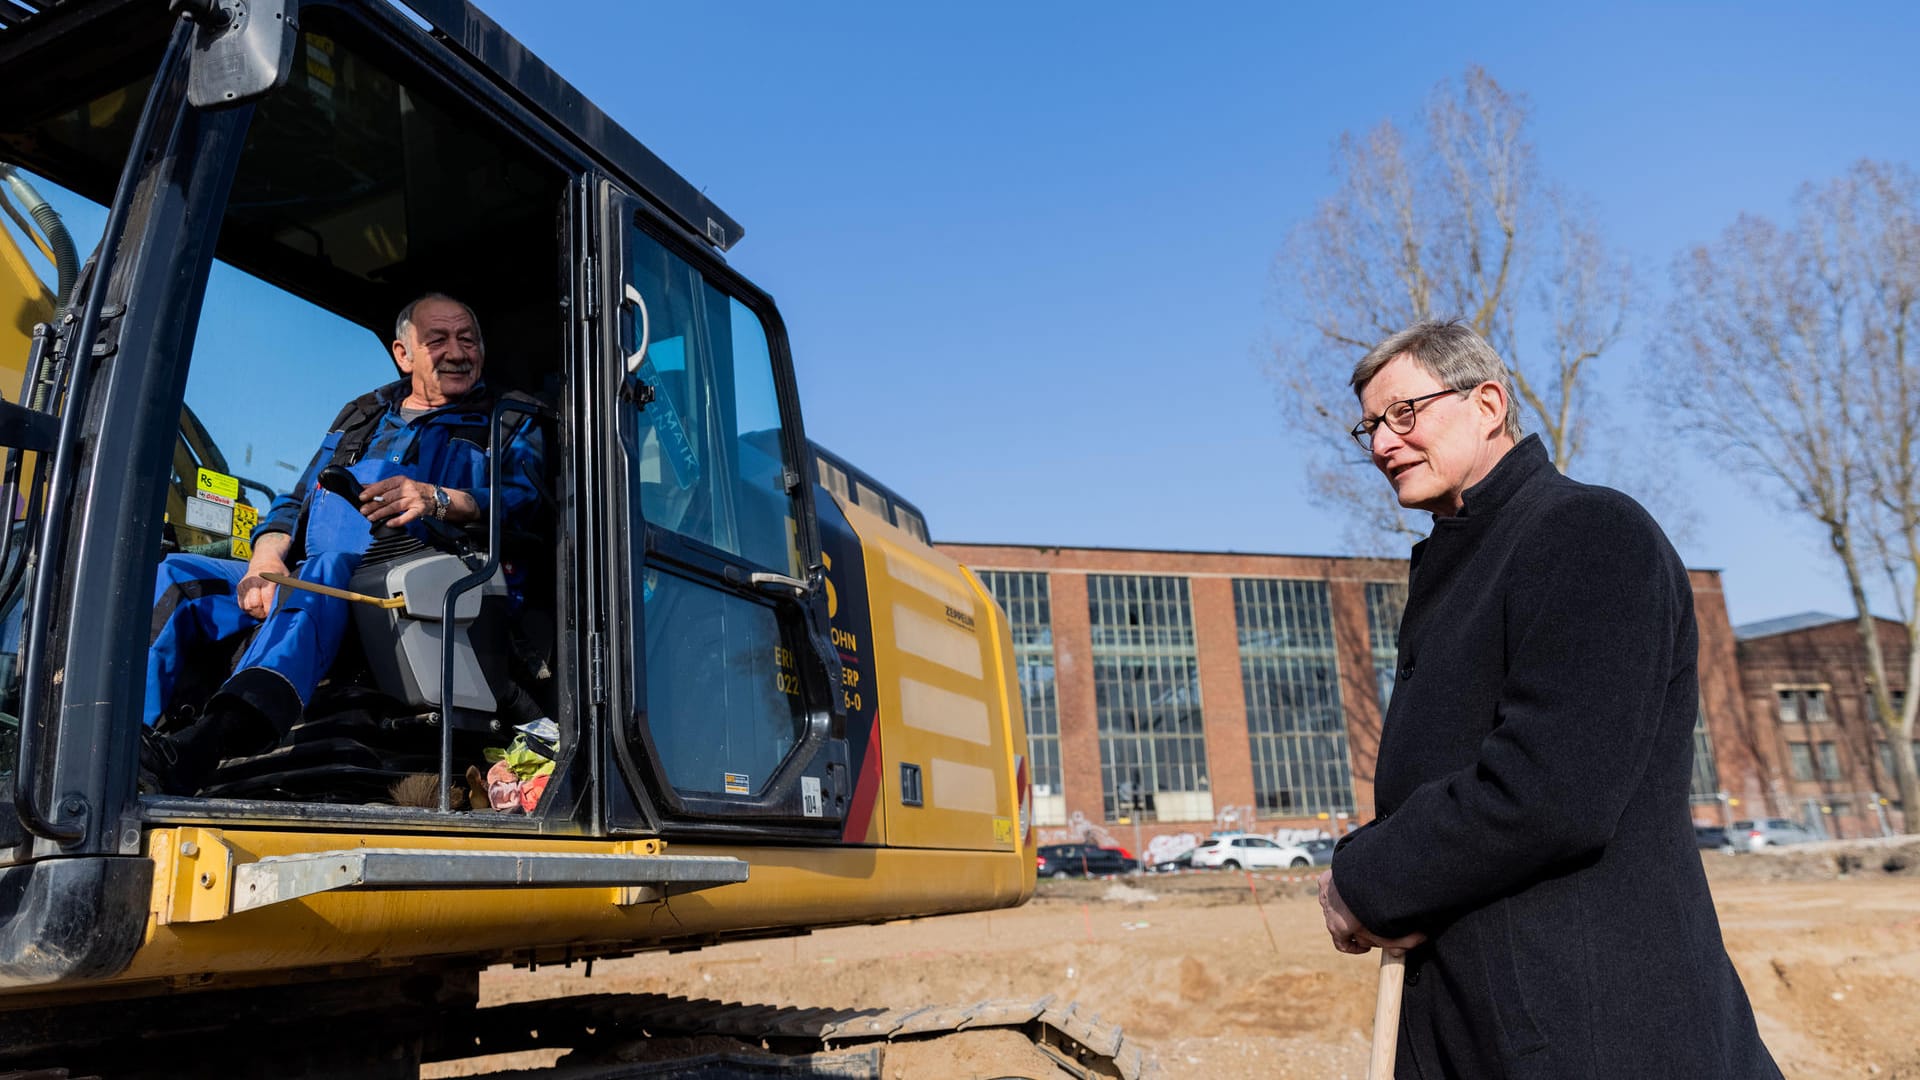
[1370,949,1406,1080]
[260,571,406,609]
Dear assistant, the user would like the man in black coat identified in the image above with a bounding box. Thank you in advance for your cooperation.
[1318,320,1779,1079]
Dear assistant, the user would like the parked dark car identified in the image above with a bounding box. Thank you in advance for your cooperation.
[1036,843,1137,878]
[1693,824,1728,850]
[1302,838,1336,866]
[1150,848,1196,873]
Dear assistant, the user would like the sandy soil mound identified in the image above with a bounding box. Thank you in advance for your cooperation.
[1703,835,1920,884]
[434,840,1920,1080]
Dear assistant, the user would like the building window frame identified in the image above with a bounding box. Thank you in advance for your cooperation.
[1233,577,1356,818]
[1364,581,1406,714]
[1787,742,1817,783]
[1690,693,1721,802]
[1087,573,1210,823]
[1774,684,1831,725]
[1815,740,1843,782]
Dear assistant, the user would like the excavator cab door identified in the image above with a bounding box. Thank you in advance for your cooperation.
[599,185,848,832]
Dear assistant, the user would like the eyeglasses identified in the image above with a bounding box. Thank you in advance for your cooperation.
[1350,387,1470,451]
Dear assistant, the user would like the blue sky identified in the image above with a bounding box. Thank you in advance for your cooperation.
[15,2,1920,627]
[470,0,1914,627]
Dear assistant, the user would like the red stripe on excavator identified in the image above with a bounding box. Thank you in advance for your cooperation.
[841,712,883,843]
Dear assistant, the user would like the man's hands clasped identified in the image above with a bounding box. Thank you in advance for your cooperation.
[1318,869,1427,956]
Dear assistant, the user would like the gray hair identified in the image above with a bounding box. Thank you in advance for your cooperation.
[1350,319,1522,441]
[394,293,484,352]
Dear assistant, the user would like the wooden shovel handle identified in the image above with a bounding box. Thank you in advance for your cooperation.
[1369,949,1406,1080]
[260,571,407,609]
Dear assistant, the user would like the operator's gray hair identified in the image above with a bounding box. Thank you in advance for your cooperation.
[394,293,485,352]
[1350,319,1522,441]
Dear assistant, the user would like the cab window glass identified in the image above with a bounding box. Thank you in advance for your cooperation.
[625,230,795,576]
[639,570,805,796]
[622,227,810,800]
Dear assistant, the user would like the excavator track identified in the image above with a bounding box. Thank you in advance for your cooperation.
[440,992,1161,1079]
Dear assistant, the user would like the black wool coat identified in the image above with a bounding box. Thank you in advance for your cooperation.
[1332,436,1779,1080]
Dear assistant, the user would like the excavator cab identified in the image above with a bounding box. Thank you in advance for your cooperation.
[0,0,857,825]
[0,3,1036,1075]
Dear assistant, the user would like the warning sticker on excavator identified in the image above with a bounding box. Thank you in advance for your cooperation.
[184,495,233,535]
[232,503,258,538]
[724,772,749,795]
[993,817,1014,844]
[231,537,252,560]
[196,468,239,503]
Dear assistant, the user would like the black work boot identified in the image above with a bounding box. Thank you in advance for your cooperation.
[137,668,295,796]
[138,704,265,796]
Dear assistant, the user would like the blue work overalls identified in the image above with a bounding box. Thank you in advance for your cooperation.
[144,381,543,730]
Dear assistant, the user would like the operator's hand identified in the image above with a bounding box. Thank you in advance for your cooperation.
[357,475,442,528]
[236,533,293,619]
[1319,869,1426,955]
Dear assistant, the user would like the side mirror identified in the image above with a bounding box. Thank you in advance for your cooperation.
[172,0,300,109]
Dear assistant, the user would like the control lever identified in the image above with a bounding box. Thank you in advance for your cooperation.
[316,464,364,504]
[317,464,403,540]
[319,463,473,556]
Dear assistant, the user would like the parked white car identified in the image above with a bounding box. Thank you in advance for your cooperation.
[1729,818,1822,852]
[1187,835,1314,870]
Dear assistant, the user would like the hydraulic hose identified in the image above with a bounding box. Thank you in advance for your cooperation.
[0,166,80,318]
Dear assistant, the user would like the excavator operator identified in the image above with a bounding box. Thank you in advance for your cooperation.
[140,293,545,796]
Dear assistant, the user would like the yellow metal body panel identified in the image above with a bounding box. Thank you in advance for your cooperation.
[69,505,1039,996]
[0,218,53,508]
[967,562,1034,856]
[160,827,237,925]
[75,827,1031,992]
[0,213,54,402]
[837,498,1025,854]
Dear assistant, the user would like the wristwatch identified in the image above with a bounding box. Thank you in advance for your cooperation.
[430,485,451,520]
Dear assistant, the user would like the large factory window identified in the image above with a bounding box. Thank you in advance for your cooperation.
[1364,581,1406,714]
[1087,574,1209,822]
[1234,578,1356,817]
[976,570,1065,825]
[1690,696,1722,804]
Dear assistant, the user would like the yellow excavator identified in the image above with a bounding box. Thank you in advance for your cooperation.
[0,2,1149,1076]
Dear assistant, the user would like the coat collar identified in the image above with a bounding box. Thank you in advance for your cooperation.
[1455,433,1551,520]
[1410,434,1553,568]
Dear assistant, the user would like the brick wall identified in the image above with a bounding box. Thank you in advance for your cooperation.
[940,543,1748,856]
[1732,617,1911,837]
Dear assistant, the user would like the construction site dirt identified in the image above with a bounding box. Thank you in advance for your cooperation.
[430,837,1920,1079]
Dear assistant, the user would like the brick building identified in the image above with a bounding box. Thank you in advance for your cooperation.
[1729,613,1913,838]
[936,542,1749,861]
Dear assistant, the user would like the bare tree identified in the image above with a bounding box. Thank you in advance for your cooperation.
[1271,67,1632,551]
[1654,160,1920,828]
